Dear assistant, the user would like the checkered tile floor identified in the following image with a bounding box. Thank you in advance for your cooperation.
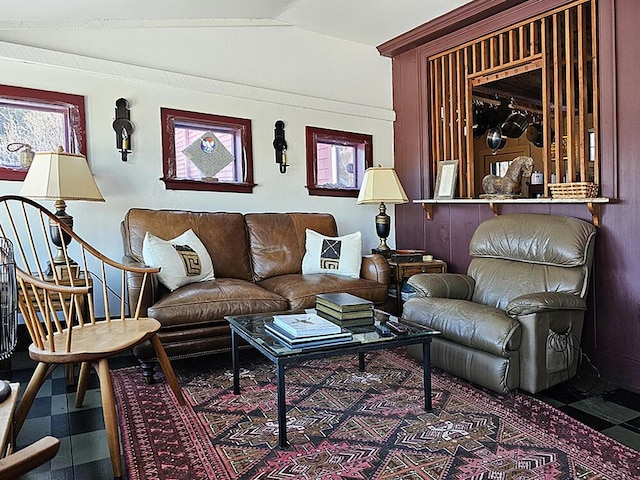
[5,350,640,479]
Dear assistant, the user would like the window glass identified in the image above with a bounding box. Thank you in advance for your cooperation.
[0,84,86,181]
[306,127,372,197]
[161,108,254,193]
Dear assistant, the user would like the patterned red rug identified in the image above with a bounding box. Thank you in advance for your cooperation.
[112,349,639,479]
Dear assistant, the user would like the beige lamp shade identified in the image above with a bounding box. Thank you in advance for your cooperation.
[357,167,408,205]
[20,150,104,202]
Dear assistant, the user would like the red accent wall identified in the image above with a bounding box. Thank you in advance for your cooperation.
[385,0,640,391]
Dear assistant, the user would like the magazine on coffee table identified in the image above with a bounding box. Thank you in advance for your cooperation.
[265,321,353,348]
[272,313,341,338]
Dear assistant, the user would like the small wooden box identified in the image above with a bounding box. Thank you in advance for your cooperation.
[54,263,81,280]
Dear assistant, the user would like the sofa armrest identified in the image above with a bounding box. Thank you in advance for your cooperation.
[506,292,586,317]
[408,273,475,300]
[122,254,160,316]
[360,254,390,285]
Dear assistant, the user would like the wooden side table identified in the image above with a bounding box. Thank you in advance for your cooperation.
[388,258,447,314]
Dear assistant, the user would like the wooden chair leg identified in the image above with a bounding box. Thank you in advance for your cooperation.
[65,364,76,386]
[14,362,52,434]
[150,335,185,406]
[95,359,122,479]
[76,362,91,408]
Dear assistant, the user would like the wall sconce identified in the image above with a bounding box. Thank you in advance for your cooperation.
[273,120,288,174]
[6,142,35,169]
[112,98,134,161]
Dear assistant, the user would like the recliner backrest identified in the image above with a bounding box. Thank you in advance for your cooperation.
[467,214,596,309]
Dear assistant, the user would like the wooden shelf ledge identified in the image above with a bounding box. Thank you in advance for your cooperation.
[415,197,611,227]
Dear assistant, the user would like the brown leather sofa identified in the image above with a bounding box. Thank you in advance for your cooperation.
[121,208,389,381]
[402,213,596,395]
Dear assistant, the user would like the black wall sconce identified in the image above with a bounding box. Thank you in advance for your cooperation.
[273,120,288,174]
[112,98,134,161]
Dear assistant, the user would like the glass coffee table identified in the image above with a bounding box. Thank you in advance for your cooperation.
[226,310,441,447]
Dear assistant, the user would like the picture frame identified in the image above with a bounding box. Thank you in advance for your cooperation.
[434,160,459,199]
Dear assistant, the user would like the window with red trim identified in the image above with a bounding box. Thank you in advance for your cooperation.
[0,84,86,181]
[305,126,372,197]
[160,108,254,193]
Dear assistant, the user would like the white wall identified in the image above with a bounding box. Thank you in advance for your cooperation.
[0,25,398,263]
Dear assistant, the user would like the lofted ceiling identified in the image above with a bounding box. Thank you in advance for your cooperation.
[0,0,472,47]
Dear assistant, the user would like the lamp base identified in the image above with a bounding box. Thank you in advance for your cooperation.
[47,199,77,276]
[375,201,392,252]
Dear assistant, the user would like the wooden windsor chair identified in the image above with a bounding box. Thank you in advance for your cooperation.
[0,195,185,479]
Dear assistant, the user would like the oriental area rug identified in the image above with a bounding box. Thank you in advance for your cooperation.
[112,349,640,479]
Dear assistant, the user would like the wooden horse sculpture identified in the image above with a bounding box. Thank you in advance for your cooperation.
[481,156,534,197]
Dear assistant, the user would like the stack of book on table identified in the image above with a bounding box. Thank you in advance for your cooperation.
[264,312,353,348]
[315,292,374,327]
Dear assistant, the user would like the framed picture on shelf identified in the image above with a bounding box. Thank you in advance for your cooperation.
[434,160,459,199]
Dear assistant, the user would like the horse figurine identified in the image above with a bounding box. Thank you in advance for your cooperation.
[481,156,534,197]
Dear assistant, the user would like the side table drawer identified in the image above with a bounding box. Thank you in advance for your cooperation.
[401,264,446,277]
[387,259,447,315]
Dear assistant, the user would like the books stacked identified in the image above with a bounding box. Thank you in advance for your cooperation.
[265,312,353,349]
[315,292,374,327]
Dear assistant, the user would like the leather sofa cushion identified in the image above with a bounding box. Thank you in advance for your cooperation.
[148,278,288,327]
[259,273,389,311]
[403,296,522,357]
[122,208,253,281]
[246,213,337,282]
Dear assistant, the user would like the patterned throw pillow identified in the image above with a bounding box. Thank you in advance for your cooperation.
[301,229,362,279]
[142,229,215,291]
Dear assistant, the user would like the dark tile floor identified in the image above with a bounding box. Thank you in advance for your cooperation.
[5,350,640,479]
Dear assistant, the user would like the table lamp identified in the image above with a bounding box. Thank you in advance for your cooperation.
[357,166,408,252]
[19,147,105,273]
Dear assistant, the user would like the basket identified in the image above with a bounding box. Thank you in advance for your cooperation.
[548,182,598,198]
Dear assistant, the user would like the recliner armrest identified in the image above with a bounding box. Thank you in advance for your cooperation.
[506,292,586,317]
[408,273,475,300]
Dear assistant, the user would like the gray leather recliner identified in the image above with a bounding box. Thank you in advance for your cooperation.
[402,213,597,394]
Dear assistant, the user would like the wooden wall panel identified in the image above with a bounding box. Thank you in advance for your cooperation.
[391,50,430,250]
[390,0,640,391]
[587,0,640,386]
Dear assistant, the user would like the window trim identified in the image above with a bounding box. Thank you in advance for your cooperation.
[305,126,373,197]
[0,84,87,181]
[160,107,255,193]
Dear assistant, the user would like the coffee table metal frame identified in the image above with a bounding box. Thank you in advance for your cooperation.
[226,311,441,447]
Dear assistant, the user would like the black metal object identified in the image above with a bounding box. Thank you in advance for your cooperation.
[486,126,507,153]
[0,238,17,403]
[112,98,134,161]
[273,120,288,173]
[375,202,391,250]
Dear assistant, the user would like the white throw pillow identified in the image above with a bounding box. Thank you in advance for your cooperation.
[142,229,215,291]
[301,229,362,279]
